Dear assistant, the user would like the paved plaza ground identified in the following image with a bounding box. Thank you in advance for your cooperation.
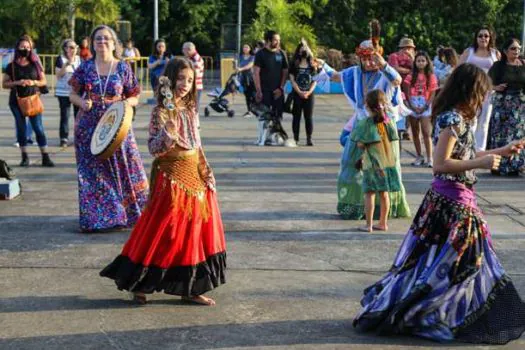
[1,91,524,349]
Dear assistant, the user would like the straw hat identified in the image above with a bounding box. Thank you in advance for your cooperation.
[398,37,416,49]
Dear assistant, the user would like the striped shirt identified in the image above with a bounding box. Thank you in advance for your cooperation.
[190,52,204,90]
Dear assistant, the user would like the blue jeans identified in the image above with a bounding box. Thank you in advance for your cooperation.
[9,103,47,148]
[197,90,202,106]
[57,96,79,140]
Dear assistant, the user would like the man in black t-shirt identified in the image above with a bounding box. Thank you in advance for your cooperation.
[253,30,289,120]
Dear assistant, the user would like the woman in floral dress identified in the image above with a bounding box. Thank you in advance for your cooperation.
[487,38,525,175]
[69,25,148,232]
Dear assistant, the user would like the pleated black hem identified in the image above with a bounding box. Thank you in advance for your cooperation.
[100,252,226,297]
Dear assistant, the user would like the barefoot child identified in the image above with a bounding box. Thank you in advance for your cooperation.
[353,89,403,232]
[404,51,438,167]
[354,64,525,343]
[100,58,226,306]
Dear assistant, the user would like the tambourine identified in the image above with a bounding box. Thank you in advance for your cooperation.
[90,101,133,160]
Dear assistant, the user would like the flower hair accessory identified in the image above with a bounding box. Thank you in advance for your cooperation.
[158,76,175,110]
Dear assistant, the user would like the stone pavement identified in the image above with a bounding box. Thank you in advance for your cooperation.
[0,92,524,349]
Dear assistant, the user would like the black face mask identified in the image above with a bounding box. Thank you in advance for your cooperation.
[17,49,30,58]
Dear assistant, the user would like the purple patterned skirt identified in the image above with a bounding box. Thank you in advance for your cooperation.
[353,178,525,344]
[75,108,149,231]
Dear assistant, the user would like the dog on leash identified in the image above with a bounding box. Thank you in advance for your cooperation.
[251,103,296,147]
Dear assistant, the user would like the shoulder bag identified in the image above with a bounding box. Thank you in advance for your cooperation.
[12,63,44,117]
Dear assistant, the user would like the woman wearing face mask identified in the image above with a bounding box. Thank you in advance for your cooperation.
[2,34,54,167]
[487,38,525,175]
[289,39,318,146]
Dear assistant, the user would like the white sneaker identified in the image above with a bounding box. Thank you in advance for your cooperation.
[425,160,433,168]
[243,111,255,119]
[13,141,19,148]
[412,156,425,166]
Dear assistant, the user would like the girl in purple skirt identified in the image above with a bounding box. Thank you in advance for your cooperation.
[353,63,525,344]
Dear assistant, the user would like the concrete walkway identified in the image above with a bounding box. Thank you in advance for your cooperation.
[0,92,524,349]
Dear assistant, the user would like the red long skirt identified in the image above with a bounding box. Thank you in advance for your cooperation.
[100,171,226,296]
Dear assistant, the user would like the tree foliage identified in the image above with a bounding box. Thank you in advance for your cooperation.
[244,0,320,52]
[0,0,522,58]
[310,0,520,56]
[0,0,119,52]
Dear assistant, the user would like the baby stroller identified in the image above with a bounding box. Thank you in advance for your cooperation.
[251,103,294,147]
[204,73,241,118]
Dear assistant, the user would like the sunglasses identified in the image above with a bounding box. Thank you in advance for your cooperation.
[478,34,490,38]
[94,35,113,42]
[67,46,77,49]
[509,46,521,51]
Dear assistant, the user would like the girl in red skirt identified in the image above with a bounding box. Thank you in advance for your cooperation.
[100,58,226,306]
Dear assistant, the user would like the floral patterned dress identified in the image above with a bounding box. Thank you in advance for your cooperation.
[488,62,525,174]
[69,59,149,231]
[353,111,525,344]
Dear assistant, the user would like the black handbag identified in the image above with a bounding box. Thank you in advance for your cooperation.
[284,91,295,114]
[0,159,16,180]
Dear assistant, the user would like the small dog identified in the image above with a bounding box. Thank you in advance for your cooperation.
[251,103,295,147]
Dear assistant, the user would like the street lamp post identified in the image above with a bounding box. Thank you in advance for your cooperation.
[237,0,242,58]
[522,0,525,55]
[154,0,159,41]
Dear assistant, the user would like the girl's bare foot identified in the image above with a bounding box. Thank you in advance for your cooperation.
[372,224,388,231]
[130,292,147,305]
[181,295,216,306]
[358,226,373,233]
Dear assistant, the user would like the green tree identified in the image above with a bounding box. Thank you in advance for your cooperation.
[0,0,119,52]
[30,0,119,50]
[309,0,519,56]
[244,0,319,53]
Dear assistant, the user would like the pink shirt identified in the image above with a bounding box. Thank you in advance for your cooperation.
[404,73,438,101]
[388,51,414,80]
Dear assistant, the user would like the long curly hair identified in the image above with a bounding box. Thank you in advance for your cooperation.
[431,63,491,125]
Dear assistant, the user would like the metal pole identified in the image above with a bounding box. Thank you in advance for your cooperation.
[237,0,242,57]
[154,0,159,41]
[522,0,525,55]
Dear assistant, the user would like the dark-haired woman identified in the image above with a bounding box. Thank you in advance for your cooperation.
[2,35,54,167]
[487,38,525,175]
[459,26,500,151]
[289,40,318,146]
[354,63,525,344]
[237,44,255,117]
[148,39,170,92]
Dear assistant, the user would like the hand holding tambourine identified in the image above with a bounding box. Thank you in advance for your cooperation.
[82,99,93,111]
